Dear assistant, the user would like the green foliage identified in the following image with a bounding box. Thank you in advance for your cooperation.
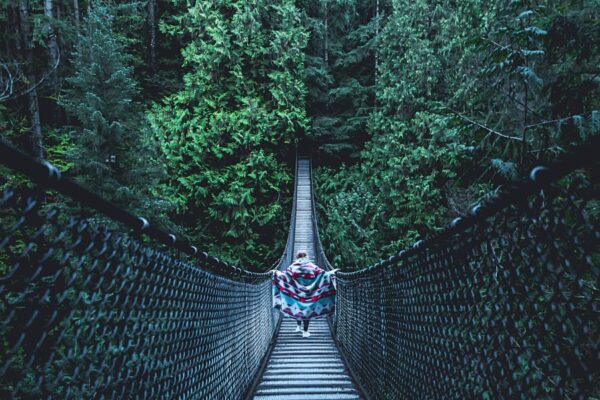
[59,1,169,220]
[316,111,490,268]
[150,0,309,269]
[0,0,597,273]
[303,0,380,160]
[316,0,598,271]
[111,0,184,99]
[472,0,600,161]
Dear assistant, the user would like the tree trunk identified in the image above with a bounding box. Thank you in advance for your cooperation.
[44,0,60,89]
[19,0,43,159]
[375,0,379,73]
[7,1,18,57]
[324,0,328,64]
[148,0,157,75]
[521,80,528,167]
[73,0,80,27]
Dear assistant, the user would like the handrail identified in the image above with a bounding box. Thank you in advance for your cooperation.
[0,138,268,281]
[259,147,300,272]
[269,147,299,271]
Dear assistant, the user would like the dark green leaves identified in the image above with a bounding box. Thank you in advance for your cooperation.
[151,0,308,269]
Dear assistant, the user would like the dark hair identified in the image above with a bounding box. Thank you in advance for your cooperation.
[295,250,307,259]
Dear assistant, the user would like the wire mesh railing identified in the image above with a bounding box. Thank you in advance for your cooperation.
[0,140,277,399]
[3,132,598,400]
[333,135,599,400]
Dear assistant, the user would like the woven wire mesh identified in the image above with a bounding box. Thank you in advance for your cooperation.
[0,188,276,399]
[334,166,599,399]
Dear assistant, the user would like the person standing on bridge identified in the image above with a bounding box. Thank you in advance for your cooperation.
[271,251,338,337]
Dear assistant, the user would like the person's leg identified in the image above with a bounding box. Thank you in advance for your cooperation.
[302,319,311,337]
[295,320,301,332]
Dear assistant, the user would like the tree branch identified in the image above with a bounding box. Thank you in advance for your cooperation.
[524,113,594,130]
[0,49,61,102]
[447,108,524,141]
[0,63,14,99]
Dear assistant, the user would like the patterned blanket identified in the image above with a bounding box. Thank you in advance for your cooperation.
[272,258,336,320]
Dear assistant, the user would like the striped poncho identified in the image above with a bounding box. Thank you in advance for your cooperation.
[272,257,336,320]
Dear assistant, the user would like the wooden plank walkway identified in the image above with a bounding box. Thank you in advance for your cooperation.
[253,319,360,400]
[252,158,361,400]
[293,158,315,259]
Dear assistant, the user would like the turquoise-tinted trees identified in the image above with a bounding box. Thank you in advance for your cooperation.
[60,2,166,216]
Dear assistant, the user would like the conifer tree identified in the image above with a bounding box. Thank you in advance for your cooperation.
[60,1,166,216]
[304,0,382,160]
[151,0,308,268]
[315,0,599,269]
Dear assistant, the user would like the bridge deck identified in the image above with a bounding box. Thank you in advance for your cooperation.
[253,319,360,400]
[293,159,315,259]
[252,158,361,400]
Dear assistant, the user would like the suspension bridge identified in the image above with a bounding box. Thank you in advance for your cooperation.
[0,137,598,399]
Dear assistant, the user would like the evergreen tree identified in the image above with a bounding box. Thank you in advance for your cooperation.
[60,1,167,217]
[315,0,492,267]
[0,0,596,272]
[315,0,599,270]
[150,0,308,269]
[111,0,184,99]
[303,0,382,160]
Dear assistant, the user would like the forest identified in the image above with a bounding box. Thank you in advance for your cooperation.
[1,0,598,271]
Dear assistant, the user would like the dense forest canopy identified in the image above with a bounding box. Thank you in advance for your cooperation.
[1,0,598,271]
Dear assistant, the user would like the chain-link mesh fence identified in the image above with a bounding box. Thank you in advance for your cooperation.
[0,180,277,397]
[334,145,599,399]
[3,136,599,399]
